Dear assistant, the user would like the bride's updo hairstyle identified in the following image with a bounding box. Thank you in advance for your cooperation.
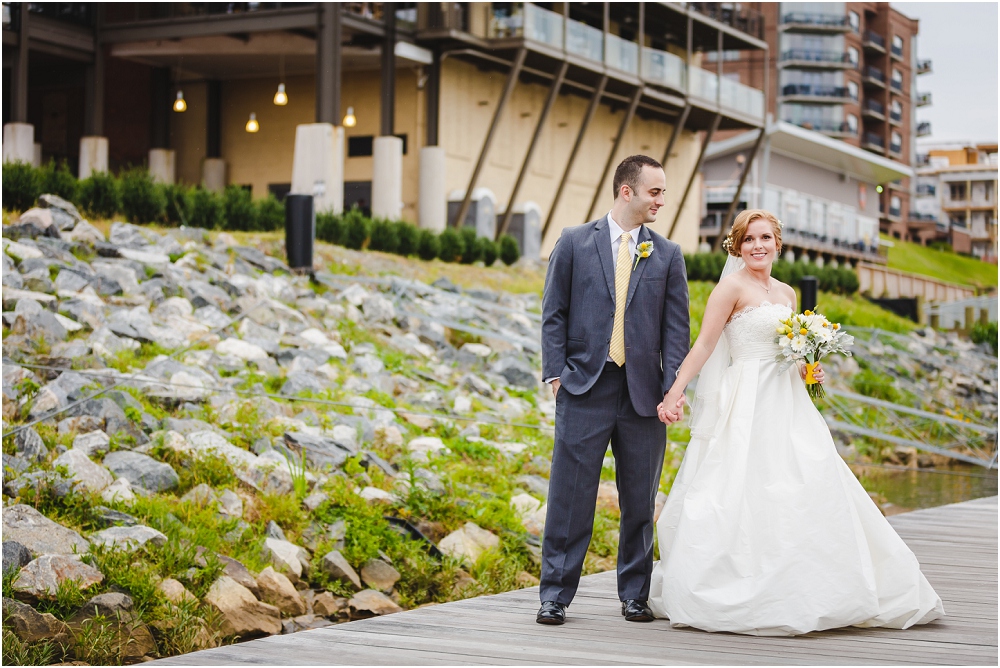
[722,209,783,257]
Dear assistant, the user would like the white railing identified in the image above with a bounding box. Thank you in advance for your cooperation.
[565,17,603,62]
[523,2,563,49]
[605,32,638,74]
[720,76,765,118]
[688,66,718,102]
[642,47,686,90]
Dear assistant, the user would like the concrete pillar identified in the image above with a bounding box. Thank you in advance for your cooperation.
[814,254,825,268]
[827,257,839,268]
[78,136,109,179]
[783,247,796,263]
[372,136,403,220]
[291,123,344,214]
[2,123,35,163]
[32,143,42,167]
[149,149,176,185]
[418,146,446,231]
[202,158,227,193]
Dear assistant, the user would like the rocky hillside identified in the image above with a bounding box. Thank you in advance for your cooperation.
[2,196,624,665]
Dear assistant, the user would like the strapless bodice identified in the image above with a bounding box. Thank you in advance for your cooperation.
[724,301,792,359]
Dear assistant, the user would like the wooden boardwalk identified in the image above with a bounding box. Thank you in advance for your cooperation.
[156,496,997,666]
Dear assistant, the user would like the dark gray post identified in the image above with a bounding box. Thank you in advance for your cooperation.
[426,50,440,146]
[206,80,222,158]
[316,3,342,124]
[800,276,818,312]
[12,3,29,122]
[84,5,105,135]
[587,86,642,221]
[380,6,396,136]
[150,68,171,149]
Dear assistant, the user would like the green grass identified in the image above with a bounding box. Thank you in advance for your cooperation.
[882,235,998,290]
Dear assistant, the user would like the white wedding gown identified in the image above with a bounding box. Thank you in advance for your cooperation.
[648,302,944,636]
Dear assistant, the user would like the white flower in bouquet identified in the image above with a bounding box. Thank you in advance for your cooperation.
[774,309,854,400]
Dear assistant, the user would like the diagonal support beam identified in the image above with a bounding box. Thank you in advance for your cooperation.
[587,86,643,222]
[666,112,720,240]
[660,103,691,172]
[542,75,607,242]
[498,61,569,239]
[711,126,766,252]
[453,47,527,229]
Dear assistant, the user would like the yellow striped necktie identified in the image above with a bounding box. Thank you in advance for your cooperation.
[609,232,630,366]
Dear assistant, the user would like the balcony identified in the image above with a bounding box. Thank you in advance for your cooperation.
[780,12,851,32]
[862,132,886,151]
[891,42,904,60]
[688,3,764,40]
[917,121,932,137]
[779,49,856,69]
[917,58,932,75]
[605,32,638,75]
[564,14,603,62]
[862,66,886,88]
[779,83,854,103]
[522,2,563,48]
[915,153,930,167]
[888,206,902,219]
[916,184,936,197]
[862,30,886,53]
[862,99,885,120]
[916,92,932,107]
[785,119,855,138]
[890,77,903,92]
[889,142,903,157]
[889,108,903,125]
[719,76,766,118]
[643,47,686,93]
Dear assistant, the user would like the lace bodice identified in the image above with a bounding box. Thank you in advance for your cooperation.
[724,301,793,350]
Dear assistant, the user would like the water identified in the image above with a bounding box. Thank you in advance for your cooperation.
[851,463,999,515]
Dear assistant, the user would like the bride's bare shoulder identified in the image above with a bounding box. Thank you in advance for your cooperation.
[772,279,797,306]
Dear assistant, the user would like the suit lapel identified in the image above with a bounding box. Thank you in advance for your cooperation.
[624,225,651,312]
[594,216,616,300]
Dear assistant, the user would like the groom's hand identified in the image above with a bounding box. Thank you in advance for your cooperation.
[550,378,561,399]
[659,390,685,424]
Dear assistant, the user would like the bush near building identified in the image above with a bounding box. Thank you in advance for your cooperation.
[683,252,861,296]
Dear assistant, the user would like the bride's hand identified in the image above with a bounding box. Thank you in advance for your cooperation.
[799,362,825,384]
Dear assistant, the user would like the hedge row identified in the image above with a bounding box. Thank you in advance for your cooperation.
[2,160,284,231]
[317,209,520,266]
[684,252,860,295]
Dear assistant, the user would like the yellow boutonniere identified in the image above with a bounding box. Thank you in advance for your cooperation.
[633,241,654,270]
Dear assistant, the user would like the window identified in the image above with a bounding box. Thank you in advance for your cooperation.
[347,134,409,157]
[892,68,903,84]
[892,34,903,50]
[846,114,858,133]
[950,183,967,201]
[847,81,859,100]
[890,195,902,215]
[891,100,903,115]
[847,46,859,65]
[849,11,860,32]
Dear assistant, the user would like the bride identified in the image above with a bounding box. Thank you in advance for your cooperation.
[647,209,944,636]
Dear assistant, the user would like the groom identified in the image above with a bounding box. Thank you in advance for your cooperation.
[538,155,689,625]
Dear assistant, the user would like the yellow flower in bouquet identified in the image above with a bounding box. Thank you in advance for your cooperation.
[774,308,854,400]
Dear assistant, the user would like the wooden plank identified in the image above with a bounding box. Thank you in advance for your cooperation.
[153,496,998,666]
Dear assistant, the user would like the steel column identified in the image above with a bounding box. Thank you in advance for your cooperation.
[587,86,642,222]
[315,3,341,124]
[711,127,766,252]
[206,80,222,158]
[380,7,396,136]
[13,4,29,122]
[426,50,440,146]
[542,75,607,242]
[666,112,720,240]
[150,67,171,149]
[498,61,568,239]
[659,103,690,171]
[453,47,527,229]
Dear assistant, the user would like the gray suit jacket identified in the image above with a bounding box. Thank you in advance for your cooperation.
[541,216,690,417]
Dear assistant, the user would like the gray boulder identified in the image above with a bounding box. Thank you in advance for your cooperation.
[90,525,168,552]
[14,426,49,463]
[14,555,104,599]
[38,194,83,229]
[103,451,179,492]
[491,356,537,389]
[1,504,90,557]
[52,449,113,493]
[3,540,32,575]
[11,298,68,342]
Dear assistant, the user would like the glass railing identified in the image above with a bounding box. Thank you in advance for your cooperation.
[917,92,932,106]
[864,66,886,83]
[781,84,851,99]
[781,12,849,28]
[917,122,931,136]
[642,47,686,91]
[523,2,563,49]
[785,119,852,134]
[864,99,885,115]
[863,30,885,48]
[891,44,903,58]
[605,32,638,74]
[863,132,886,148]
[780,49,852,65]
[688,66,718,103]
[721,76,765,118]
[890,78,903,91]
[889,109,902,123]
[565,17,603,62]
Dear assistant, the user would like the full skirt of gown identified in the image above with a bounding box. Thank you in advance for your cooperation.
[647,303,944,636]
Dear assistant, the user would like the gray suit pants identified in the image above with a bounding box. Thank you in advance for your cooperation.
[540,362,667,606]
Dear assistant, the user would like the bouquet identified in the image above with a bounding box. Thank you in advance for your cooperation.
[775,309,854,400]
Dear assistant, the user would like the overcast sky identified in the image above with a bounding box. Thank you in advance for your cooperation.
[891,2,998,146]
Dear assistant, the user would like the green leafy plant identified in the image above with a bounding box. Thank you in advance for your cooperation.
[971,321,998,355]
[37,159,77,201]
[498,233,520,266]
[438,228,465,263]
[162,183,191,226]
[77,171,122,219]
[459,227,480,264]
[417,228,440,261]
[342,207,371,250]
[255,195,285,231]
[284,448,309,500]
[476,236,499,266]
[120,167,166,224]
[368,217,400,253]
[186,188,224,229]
[395,221,421,256]
[316,211,345,245]
[222,185,257,231]
[3,160,41,212]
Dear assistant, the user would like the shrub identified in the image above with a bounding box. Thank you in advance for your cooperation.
[162,183,191,226]
[477,236,499,266]
[222,185,256,231]
[459,227,480,264]
[438,228,465,263]
[186,187,224,229]
[342,207,371,250]
[498,233,520,266]
[119,167,166,224]
[316,211,344,245]
[37,160,77,201]
[256,195,285,232]
[838,268,860,294]
[76,171,121,219]
[417,228,440,261]
[2,161,40,211]
[971,321,998,356]
[817,266,840,293]
[395,221,420,257]
[368,217,400,253]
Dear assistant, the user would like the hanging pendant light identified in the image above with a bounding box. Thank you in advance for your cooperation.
[343,106,357,128]
[246,112,259,133]
[273,83,288,106]
[173,91,187,113]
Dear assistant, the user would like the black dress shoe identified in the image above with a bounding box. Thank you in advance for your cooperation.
[621,599,655,622]
[536,601,566,625]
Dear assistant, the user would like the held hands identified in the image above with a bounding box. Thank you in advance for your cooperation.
[799,362,825,384]
[657,390,686,425]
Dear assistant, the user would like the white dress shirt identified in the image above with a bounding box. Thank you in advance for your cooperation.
[546,212,642,383]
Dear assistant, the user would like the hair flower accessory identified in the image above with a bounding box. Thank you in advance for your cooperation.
[633,241,654,270]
